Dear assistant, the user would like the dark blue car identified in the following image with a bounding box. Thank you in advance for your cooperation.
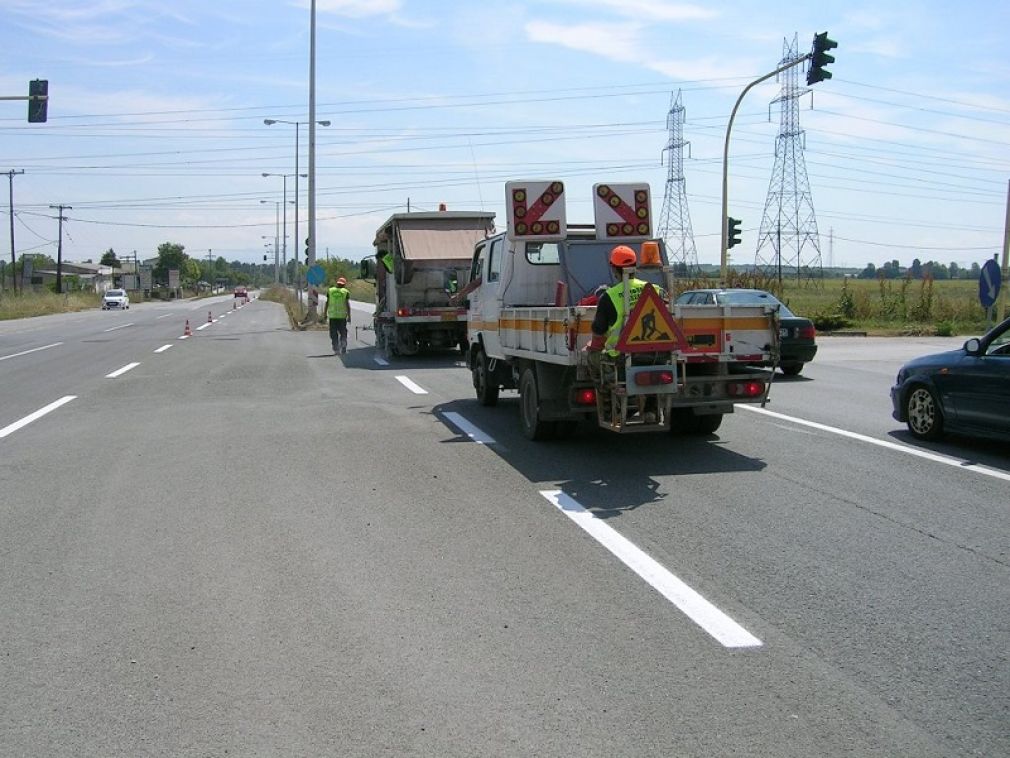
[890,315,1010,441]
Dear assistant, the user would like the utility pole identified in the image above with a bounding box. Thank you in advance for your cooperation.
[999,179,1009,322]
[49,204,70,294]
[307,0,319,318]
[6,170,23,293]
[207,248,213,289]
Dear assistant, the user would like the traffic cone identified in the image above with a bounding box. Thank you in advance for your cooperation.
[183,319,192,337]
[232,300,237,310]
[207,311,213,323]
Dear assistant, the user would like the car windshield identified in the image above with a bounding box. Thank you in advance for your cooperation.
[716,291,794,317]
[106,290,124,297]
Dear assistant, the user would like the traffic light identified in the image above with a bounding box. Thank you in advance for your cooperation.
[305,237,310,260]
[263,255,268,261]
[807,32,837,86]
[727,217,742,249]
[28,79,48,123]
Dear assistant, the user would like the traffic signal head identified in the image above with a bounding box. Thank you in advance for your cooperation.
[305,237,310,258]
[807,32,837,86]
[28,79,48,123]
[727,217,742,249]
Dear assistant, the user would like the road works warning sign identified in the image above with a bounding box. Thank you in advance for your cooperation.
[593,183,652,241]
[506,180,566,241]
[615,283,687,353]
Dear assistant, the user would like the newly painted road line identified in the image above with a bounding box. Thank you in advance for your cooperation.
[0,342,63,362]
[441,412,497,445]
[196,322,213,331]
[740,405,1010,484]
[540,490,763,649]
[103,323,134,333]
[0,396,77,439]
[154,344,173,353]
[395,375,428,394]
[106,362,140,378]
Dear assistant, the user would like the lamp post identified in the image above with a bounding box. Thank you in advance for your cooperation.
[262,172,304,286]
[263,119,329,305]
[260,200,281,283]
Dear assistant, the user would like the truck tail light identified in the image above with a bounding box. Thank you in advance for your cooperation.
[397,307,412,317]
[634,370,674,386]
[728,380,765,398]
[574,388,596,405]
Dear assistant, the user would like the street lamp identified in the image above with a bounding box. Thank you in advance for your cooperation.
[262,172,305,286]
[263,118,329,304]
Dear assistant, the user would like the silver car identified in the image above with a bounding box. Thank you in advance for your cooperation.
[102,289,130,310]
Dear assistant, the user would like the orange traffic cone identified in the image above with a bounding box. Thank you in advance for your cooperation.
[207,311,213,323]
[183,319,192,337]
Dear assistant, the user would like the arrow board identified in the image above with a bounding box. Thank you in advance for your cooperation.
[615,283,687,353]
[506,180,567,242]
[593,183,652,241]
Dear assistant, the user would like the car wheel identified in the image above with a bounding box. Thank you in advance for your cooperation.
[905,385,944,440]
[780,362,803,376]
[519,367,555,440]
[473,348,499,407]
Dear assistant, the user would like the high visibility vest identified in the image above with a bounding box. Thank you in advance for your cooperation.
[327,286,350,319]
[604,278,653,356]
[380,252,394,274]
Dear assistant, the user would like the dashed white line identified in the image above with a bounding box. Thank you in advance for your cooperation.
[395,375,428,394]
[103,323,134,332]
[196,322,213,331]
[540,490,763,649]
[0,342,63,362]
[374,356,389,366]
[156,314,173,320]
[154,344,173,353]
[106,362,140,378]
[442,412,497,445]
[0,396,77,439]
[740,405,1010,483]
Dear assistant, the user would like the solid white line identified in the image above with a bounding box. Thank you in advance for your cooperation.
[196,322,213,331]
[0,342,63,362]
[442,412,497,445]
[103,323,133,332]
[540,490,763,649]
[395,375,428,394]
[154,344,173,353]
[106,362,140,378]
[374,356,389,366]
[0,396,77,439]
[740,405,1010,483]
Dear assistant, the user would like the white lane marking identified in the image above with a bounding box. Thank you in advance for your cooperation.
[196,322,213,331]
[156,314,172,320]
[540,490,763,649]
[740,405,1010,484]
[103,323,134,332]
[395,375,428,394]
[374,356,389,366]
[179,335,189,340]
[0,396,77,439]
[154,344,173,353]
[0,342,63,362]
[106,362,140,378]
[442,412,497,445]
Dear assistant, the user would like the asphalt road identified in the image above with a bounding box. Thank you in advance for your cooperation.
[1,296,1007,757]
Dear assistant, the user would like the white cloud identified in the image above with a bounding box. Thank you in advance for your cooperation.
[304,0,402,17]
[525,20,645,63]
[544,0,717,22]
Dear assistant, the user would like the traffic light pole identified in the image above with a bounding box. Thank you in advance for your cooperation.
[720,56,809,283]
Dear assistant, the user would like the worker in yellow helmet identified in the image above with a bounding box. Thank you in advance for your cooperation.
[325,276,351,354]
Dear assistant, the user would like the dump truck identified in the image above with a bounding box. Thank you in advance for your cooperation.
[462,180,779,439]
[361,209,495,360]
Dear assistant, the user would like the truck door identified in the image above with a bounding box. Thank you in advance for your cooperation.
[478,237,505,357]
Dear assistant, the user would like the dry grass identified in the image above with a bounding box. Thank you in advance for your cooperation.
[0,290,100,320]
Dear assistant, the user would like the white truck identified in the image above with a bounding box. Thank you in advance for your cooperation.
[362,209,496,360]
[463,180,780,439]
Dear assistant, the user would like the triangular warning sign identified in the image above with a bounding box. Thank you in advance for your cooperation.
[615,283,688,353]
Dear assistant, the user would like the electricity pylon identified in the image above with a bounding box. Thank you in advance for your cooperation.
[657,90,698,277]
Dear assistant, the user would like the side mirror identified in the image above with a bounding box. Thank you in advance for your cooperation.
[963,337,981,355]
[359,258,376,280]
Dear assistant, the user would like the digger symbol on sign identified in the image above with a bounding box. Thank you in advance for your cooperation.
[633,311,670,343]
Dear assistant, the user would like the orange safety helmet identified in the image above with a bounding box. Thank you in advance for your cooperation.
[336,277,347,286]
[609,245,637,268]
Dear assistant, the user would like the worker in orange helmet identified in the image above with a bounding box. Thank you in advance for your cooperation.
[325,275,351,354]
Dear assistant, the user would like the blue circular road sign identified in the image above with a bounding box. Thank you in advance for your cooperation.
[306,264,325,286]
[979,259,1001,308]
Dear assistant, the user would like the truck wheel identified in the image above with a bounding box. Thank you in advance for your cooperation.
[780,362,803,376]
[519,367,555,440]
[670,409,723,435]
[473,349,499,406]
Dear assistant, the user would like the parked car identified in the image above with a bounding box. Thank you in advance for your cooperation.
[675,288,817,375]
[890,315,1010,442]
[101,289,130,310]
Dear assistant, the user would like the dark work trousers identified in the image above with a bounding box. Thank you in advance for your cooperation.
[328,318,348,353]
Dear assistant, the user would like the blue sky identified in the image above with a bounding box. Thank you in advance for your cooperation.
[1,0,1008,271]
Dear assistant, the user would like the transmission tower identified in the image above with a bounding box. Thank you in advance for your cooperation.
[658,90,698,277]
[754,35,823,283]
